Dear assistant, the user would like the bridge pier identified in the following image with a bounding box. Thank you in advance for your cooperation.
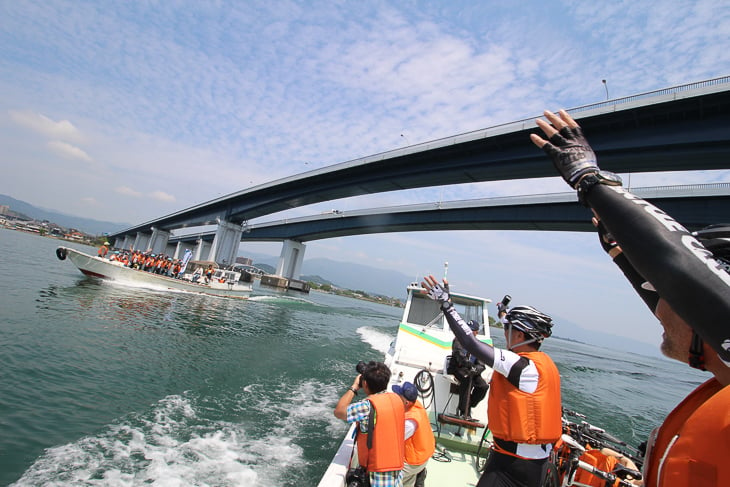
[193,237,211,262]
[276,240,306,279]
[148,227,170,255]
[133,231,151,252]
[121,235,133,251]
[207,218,244,266]
[259,240,310,293]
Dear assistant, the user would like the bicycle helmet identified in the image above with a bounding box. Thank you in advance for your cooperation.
[504,305,554,342]
[693,224,730,273]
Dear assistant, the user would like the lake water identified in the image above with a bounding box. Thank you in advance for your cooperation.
[0,228,707,486]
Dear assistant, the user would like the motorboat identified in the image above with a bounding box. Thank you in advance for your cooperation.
[55,246,253,299]
[318,282,495,486]
[318,282,645,487]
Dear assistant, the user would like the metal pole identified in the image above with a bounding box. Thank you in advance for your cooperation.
[602,79,609,100]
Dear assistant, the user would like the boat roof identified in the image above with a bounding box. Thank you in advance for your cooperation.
[406,282,492,303]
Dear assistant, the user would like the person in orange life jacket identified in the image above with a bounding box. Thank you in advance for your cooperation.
[334,361,406,487]
[448,319,489,420]
[531,109,730,486]
[422,275,562,487]
[392,382,435,487]
[97,242,109,258]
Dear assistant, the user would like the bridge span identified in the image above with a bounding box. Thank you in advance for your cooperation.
[171,183,730,242]
[108,77,730,279]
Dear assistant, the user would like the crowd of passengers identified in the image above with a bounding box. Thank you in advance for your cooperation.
[98,244,215,282]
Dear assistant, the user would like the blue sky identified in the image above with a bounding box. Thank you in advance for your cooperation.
[2,0,729,346]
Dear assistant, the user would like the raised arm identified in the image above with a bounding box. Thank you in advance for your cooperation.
[421,275,496,367]
[531,110,730,363]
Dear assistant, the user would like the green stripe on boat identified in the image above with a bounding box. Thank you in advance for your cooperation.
[399,323,493,348]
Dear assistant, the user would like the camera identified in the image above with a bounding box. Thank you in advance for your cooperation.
[355,361,370,388]
[356,361,367,374]
[501,295,511,307]
[346,466,369,487]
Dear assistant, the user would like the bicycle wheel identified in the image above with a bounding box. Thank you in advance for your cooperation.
[542,461,560,487]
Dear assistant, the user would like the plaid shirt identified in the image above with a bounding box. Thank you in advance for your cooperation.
[346,393,404,487]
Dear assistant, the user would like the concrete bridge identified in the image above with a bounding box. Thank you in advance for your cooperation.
[108,77,730,281]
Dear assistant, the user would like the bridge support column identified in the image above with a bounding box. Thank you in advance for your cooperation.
[207,218,244,266]
[148,227,170,255]
[193,238,210,262]
[133,232,151,252]
[173,242,183,259]
[121,235,132,251]
[276,240,306,279]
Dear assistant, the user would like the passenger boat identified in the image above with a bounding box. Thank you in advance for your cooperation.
[318,282,495,486]
[55,246,253,299]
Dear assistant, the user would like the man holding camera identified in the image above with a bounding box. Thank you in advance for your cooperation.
[334,361,406,487]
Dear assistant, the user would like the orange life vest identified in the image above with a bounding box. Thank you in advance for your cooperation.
[404,400,435,466]
[573,448,620,487]
[356,392,406,472]
[488,351,562,444]
[644,378,730,487]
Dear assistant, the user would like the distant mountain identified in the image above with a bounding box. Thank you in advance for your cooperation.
[240,252,412,299]
[548,313,661,357]
[0,194,130,235]
[302,258,413,299]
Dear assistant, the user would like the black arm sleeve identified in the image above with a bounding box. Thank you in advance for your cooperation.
[611,251,660,313]
[587,184,730,363]
[442,304,496,368]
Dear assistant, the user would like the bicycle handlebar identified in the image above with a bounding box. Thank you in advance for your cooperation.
[575,460,639,487]
[561,417,643,467]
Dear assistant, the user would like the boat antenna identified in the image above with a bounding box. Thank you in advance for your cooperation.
[444,261,448,279]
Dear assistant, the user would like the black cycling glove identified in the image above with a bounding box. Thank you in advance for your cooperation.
[425,280,452,310]
[541,125,599,188]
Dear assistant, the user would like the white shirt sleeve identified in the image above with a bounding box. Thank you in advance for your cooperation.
[491,347,540,393]
[404,418,417,440]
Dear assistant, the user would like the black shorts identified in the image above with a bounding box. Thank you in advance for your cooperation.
[477,450,548,487]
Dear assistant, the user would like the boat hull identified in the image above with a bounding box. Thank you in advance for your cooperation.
[57,247,252,299]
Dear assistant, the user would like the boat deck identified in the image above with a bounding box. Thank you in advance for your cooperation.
[424,445,482,487]
[422,422,490,487]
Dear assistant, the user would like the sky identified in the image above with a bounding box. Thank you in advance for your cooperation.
[2,0,730,348]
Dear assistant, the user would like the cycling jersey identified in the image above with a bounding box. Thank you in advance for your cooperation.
[443,305,561,460]
[588,184,730,364]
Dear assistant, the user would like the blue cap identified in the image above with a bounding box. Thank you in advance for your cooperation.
[468,320,480,331]
[392,382,418,402]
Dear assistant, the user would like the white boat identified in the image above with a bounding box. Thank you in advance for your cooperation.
[319,282,494,487]
[55,246,253,299]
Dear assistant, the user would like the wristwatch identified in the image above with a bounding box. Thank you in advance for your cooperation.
[576,171,622,206]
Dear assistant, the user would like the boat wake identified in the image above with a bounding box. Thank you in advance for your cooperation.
[357,326,395,354]
[12,379,345,487]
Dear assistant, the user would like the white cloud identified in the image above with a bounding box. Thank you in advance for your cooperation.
[149,190,176,202]
[115,186,143,198]
[47,140,92,162]
[9,110,84,143]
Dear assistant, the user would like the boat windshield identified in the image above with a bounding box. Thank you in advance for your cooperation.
[406,291,484,331]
